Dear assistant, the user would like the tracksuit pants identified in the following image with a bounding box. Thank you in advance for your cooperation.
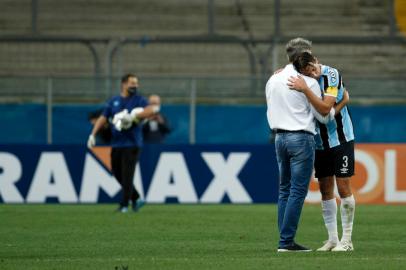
[111,147,141,207]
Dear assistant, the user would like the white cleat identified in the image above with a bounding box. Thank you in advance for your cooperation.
[316,240,337,251]
[331,240,354,252]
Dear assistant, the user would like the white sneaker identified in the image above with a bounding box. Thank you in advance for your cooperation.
[332,240,354,251]
[117,206,129,213]
[316,240,337,251]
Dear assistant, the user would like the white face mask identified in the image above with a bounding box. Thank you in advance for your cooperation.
[149,120,158,131]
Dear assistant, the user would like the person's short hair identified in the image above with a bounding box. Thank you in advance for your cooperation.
[293,52,316,72]
[121,73,137,84]
[286,37,312,62]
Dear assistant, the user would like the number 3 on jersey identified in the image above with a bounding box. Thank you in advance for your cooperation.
[342,155,348,168]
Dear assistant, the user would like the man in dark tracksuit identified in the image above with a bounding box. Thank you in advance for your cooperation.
[87,73,159,213]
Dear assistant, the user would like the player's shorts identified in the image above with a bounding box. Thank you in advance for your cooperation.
[314,140,354,179]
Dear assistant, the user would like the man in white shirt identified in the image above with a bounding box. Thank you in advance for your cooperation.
[265,38,333,252]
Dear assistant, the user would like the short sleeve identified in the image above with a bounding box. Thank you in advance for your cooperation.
[102,99,113,118]
[308,78,322,98]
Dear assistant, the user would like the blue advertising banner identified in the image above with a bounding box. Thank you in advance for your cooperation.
[2,104,406,144]
[0,144,279,204]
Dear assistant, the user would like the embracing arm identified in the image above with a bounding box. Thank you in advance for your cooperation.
[334,90,349,115]
[287,75,336,116]
[311,106,335,124]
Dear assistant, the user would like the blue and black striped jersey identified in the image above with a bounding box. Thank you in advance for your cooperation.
[315,65,355,150]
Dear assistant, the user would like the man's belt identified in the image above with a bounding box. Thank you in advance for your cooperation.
[274,129,313,135]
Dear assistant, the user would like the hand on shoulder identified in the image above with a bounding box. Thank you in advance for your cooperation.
[287,75,308,92]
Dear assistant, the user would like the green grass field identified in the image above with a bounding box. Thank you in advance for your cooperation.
[1,204,405,270]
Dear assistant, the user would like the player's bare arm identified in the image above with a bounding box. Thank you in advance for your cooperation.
[91,115,107,136]
[287,75,336,116]
[134,105,160,120]
[87,115,107,148]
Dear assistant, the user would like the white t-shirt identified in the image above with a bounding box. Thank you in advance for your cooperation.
[265,64,324,135]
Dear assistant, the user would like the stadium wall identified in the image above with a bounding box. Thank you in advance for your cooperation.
[1,104,406,144]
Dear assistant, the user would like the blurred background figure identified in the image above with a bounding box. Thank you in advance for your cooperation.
[142,95,171,144]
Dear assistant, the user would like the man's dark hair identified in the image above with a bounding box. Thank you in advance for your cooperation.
[293,52,316,73]
[286,37,312,62]
[121,73,137,84]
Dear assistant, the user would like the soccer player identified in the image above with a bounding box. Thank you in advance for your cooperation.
[288,52,356,252]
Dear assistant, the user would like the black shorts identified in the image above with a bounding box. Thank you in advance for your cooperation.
[314,141,354,179]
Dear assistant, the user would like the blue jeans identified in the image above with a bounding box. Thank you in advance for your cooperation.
[275,132,315,247]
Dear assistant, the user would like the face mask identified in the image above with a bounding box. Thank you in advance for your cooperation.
[128,86,138,95]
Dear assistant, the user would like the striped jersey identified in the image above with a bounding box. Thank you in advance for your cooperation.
[315,65,355,150]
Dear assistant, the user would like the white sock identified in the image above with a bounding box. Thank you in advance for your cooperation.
[321,198,339,243]
[340,195,355,242]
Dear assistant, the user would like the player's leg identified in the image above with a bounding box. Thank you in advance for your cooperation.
[332,177,355,251]
[332,141,355,251]
[315,149,339,251]
[111,148,126,211]
[319,176,335,201]
[318,176,339,250]
[337,177,355,244]
[111,148,123,185]
[127,147,144,211]
[120,147,140,210]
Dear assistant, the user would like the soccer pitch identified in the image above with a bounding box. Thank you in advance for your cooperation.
[1,204,405,270]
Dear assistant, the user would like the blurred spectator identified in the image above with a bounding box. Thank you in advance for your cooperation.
[142,95,171,144]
